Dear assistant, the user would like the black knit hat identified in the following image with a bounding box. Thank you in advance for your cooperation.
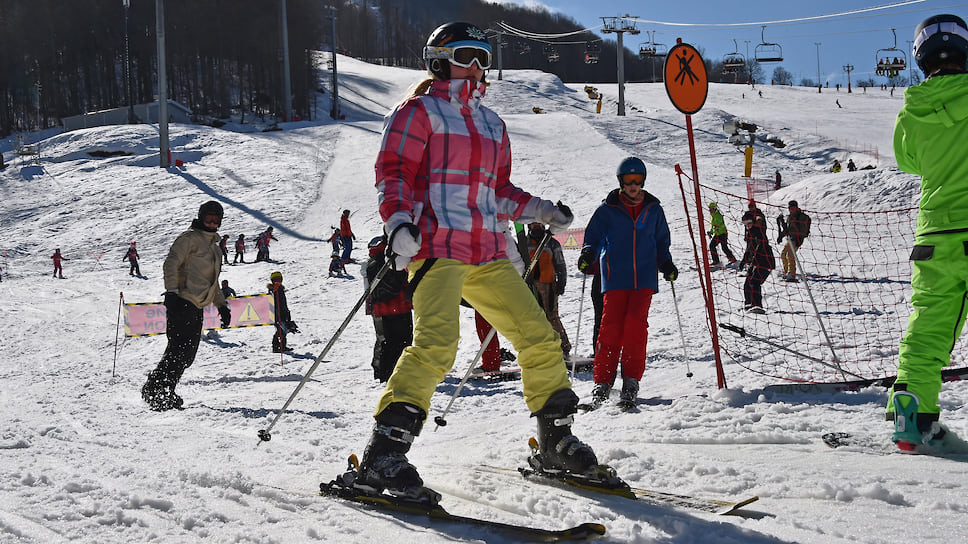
[198,200,224,220]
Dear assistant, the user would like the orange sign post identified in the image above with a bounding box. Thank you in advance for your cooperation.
[663,40,727,389]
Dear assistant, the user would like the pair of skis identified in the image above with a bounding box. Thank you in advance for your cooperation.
[320,447,759,541]
[320,454,605,542]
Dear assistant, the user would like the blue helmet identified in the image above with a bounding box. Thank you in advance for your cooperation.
[616,156,647,186]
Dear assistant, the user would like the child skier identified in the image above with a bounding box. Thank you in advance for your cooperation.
[364,235,412,382]
[268,271,298,353]
[51,248,68,278]
[329,252,347,277]
[123,241,141,276]
[233,234,245,264]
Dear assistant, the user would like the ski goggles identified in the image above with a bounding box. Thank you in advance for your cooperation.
[621,174,645,186]
[424,44,492,70]
[914,21,968,54]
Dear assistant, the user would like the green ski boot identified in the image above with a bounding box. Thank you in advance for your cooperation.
[892,391,922,452]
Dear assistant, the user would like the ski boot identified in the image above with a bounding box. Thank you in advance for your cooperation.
[355,403,439,502]
[141,371,183,411]
[500,348,517,362]
[531,389,600,474]
[617,378,639,412]
[578,383,610,412]
[529,389,625,488]
[892,391,951,453]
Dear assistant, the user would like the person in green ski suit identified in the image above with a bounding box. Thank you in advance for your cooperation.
[707,202,735,267]
[887,13,968,451]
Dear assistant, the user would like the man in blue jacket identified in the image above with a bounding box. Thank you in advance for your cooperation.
[578,157,677,410]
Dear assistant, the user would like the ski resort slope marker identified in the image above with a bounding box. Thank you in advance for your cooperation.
[664,41,708,115]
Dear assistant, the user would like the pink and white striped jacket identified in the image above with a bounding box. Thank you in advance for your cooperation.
[376,79,553,266]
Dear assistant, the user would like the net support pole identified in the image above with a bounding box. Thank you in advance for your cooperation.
[679,113,727,388]
[790,243,849,381]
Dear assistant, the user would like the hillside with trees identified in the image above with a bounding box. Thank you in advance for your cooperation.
[1,0,785,138]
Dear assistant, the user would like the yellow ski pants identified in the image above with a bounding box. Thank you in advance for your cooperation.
[375,258,571,416]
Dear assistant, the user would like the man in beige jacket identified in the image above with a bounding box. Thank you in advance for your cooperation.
[142,201,231,411]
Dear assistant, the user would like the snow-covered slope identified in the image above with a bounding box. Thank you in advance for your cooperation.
[1,54,965,544]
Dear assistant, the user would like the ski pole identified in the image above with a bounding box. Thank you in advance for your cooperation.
[258,205,424,444]
[570,273,588,382]
[258,259,391,444]
[113,292,123,378]
[669,281,693,379]
[434,229,554,430]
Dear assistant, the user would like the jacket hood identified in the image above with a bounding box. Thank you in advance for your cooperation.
[902,73,968,127]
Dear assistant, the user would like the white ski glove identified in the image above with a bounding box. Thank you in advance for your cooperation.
[534,199,574,235]
[385,210,422,270]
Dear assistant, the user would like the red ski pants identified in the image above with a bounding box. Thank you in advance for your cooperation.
[593,288,654,385]
[475,310,502,370]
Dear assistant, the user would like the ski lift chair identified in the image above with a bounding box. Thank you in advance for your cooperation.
[722,40,745,74]
[584,42,600,64]
[754,26,783,63]
[543,44,559,63]
[876,29,907,78]
[723,55,745,74]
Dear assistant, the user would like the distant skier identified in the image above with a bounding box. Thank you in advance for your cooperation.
[328,227,343,255]
[739,212,774,313]
[328,252,347,277]
[268,270,298,353]
[233,234,246,264]
[777,200,811,282]
[221,279,236,299]
[707,202,736,267]
[527,222,571,358]
[255,226,278,262]
[51,248,68,278]
[339,210,355,263]
[123,241,141,276]
[219,234,230,264]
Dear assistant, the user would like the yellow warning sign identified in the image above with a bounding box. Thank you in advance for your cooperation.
[553,228,585,250]
[238,301,267,324]
[563,232,580,250]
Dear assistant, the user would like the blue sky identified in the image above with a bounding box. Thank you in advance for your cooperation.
[489,0,967,85]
